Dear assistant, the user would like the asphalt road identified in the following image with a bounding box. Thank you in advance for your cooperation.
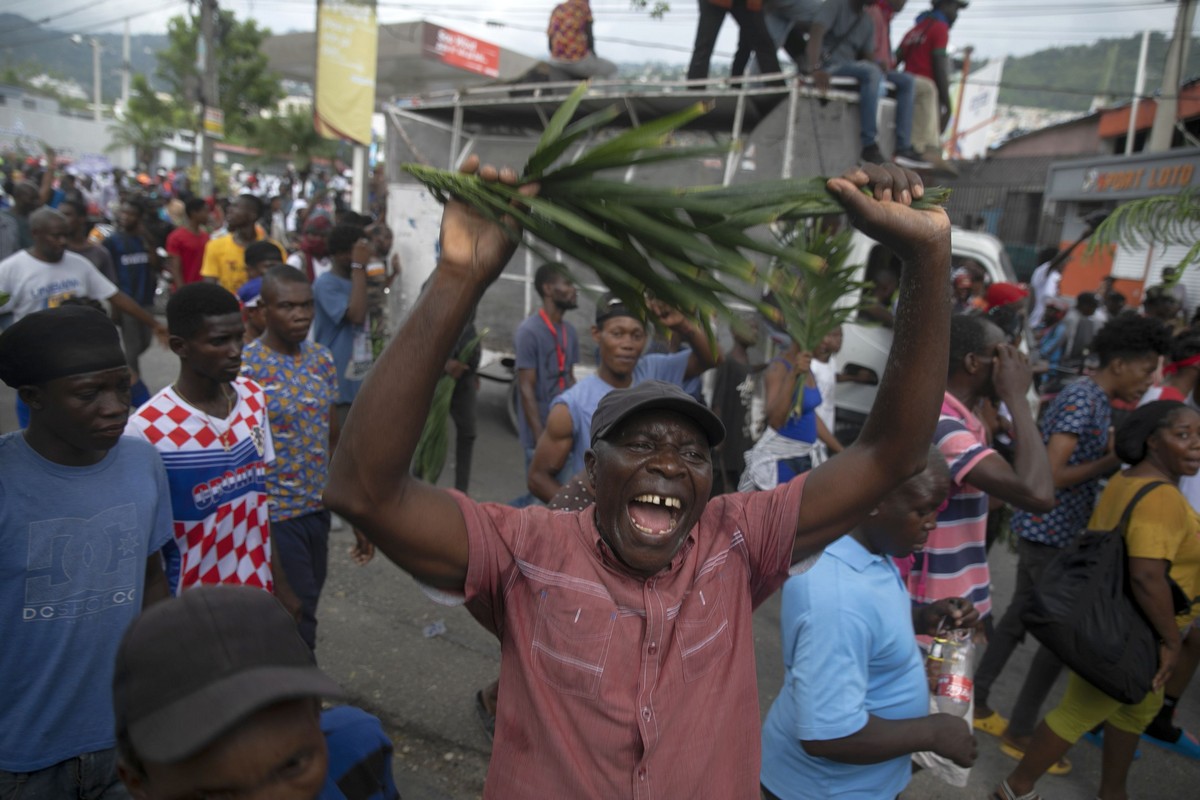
[3,331,1197,800]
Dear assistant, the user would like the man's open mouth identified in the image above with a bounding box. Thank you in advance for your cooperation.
[628,493,682,536]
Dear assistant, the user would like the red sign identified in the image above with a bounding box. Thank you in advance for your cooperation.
[422,24,500,78]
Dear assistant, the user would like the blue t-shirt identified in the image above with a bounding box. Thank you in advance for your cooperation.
[514,311,580,449]
[320,706,399,800]
[1013,377,1111,547]
[550,350,691,477]
[0,433,173,772]
[103,232,155,307]
[761,536,928,799]
[313,272,369,405]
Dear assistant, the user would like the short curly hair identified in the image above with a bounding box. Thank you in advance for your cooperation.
[1091,314,1171,367]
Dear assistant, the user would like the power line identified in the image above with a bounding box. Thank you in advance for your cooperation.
[0,1,188,49]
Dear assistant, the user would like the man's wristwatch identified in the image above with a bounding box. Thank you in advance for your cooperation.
[350,262,366,271]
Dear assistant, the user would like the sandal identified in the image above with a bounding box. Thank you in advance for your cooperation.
[999,739,1072,776]
[474,689,495,743]
[974,710,1009,737]
[990,779,1043,800]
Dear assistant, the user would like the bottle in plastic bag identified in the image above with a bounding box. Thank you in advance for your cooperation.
[932,628,975,717]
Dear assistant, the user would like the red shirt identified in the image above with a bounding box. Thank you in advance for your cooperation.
[166,226,211,285]
[866,1,897,70]
[898,13,950,81]
[454,475,810,799]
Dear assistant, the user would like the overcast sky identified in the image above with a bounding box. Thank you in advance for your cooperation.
[13,0,1199,65]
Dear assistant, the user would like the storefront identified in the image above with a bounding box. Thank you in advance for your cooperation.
[1044,147,1200,310]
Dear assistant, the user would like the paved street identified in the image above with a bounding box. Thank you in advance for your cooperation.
[3,332,1197,799]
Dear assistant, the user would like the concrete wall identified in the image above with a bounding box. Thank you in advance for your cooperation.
[0,105,133,169]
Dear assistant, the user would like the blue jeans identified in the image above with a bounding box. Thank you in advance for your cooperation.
[0,749,129,800]
[272,509,332,652]
[829,61,915,151]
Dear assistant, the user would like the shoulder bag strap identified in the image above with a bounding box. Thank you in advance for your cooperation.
[1115,480,1169,533]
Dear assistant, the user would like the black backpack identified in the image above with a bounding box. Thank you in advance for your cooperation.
[1022,481,1167,704]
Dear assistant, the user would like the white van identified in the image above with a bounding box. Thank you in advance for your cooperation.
[834,227,1019,440]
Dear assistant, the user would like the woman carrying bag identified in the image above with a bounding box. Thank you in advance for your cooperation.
[994,400,1200,800]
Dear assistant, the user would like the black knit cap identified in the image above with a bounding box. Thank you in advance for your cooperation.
[113,585,344,764]
[0,305,126,388]
[591,380,725,448]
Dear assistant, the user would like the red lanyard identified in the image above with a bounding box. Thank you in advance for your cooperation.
[538,309,568,392]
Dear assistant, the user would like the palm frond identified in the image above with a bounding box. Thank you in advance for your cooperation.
[1088,189,1200,275]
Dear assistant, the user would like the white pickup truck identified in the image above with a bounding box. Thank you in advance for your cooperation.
[834,227,1019,441]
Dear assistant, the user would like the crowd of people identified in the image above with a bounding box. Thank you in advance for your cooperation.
[1,9,1199,796]
[3,142,1198,800]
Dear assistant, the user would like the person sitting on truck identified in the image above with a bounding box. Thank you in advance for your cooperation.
[805,0,929,168]
[547,0,618,79]
[896,0,969,162]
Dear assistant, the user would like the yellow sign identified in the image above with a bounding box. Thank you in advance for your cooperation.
[315,0,378,145]
[203,107,224,140]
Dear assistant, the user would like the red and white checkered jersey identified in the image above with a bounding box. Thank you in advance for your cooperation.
[125,377,276,593]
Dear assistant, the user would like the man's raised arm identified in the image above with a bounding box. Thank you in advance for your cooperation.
[792,164,952,560]
[324,158,533,589]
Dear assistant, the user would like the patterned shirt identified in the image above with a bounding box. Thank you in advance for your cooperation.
[909,392,997,619]
[548,0,592,61]
[1012,377,1111,548]
[125,378,276,593]
[241,340,337,522]
[453,475,812,799]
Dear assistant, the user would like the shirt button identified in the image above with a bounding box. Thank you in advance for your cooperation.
[639,770,646,781]
[648,642,657,655]
[641,707,651,721]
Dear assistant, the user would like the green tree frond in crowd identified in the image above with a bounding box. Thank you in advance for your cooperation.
[1089,188,1200,277]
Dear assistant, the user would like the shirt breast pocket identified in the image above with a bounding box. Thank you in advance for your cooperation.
[675,575,733,683]
[532,588,617,699]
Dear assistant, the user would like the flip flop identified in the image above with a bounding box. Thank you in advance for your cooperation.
[999,740,1072,776]
[974,710,1009,737]
[1142,727,1200,760]
[990,779,1043,800]
[474,689,495,743]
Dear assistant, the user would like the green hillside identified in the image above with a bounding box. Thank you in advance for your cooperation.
[991,32,1200,112]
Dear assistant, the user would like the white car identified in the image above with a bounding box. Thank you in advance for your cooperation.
[835,227,1020,440]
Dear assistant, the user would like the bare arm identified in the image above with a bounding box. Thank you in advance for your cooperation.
[327,404,340,454]
[517,368,544,441]
[962,345,1055,512]
[804,714,975,768]
[1046,432,1119,489]
[932,51,952,130]
[343,238,372,326]
[763,359,801,432]
[528,405,575,502]
[324,157,532,589]
[109,291,169,345]
[646,300,720,379]
[817,416,843,455]
[792,165,952,563]
[1129,556,1184,689]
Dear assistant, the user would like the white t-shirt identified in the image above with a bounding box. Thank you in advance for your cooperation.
[810,355,838,433]
[286,251,332,282]
[1029,261,1061,328]
[0,249,118,323]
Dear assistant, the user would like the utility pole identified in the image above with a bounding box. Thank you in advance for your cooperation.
[1148,0,1198,152]
[91,37,102,122]
[199,0,220,197]
[1126,30,1151,156]
[121,19,131,107]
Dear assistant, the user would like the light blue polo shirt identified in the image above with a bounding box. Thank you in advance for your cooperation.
[760,536,929,799]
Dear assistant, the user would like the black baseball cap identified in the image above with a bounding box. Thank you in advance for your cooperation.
[595,292,643,326]
[591,380,725,448]
[113,585,344,764]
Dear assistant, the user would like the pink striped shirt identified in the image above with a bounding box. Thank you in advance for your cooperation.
[907,392,996,619]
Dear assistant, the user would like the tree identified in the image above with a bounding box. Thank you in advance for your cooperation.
[249,109,342,182]
[153,9,284,141]
[108,114,171,170]
[1089,189,1200,274]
